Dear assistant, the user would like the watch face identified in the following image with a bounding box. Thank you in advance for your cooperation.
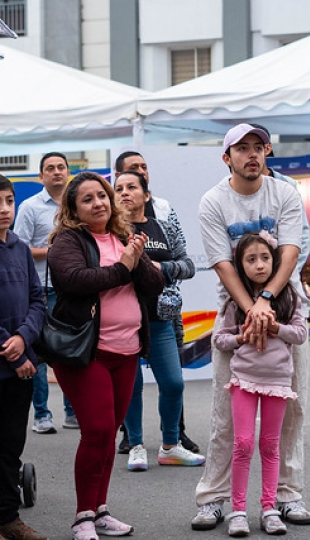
[260,291,273,300]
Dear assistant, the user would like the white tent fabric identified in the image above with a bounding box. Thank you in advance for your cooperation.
[0,44,151,155]
[139,35,310,140]
[0,45,207,156]
[2,36,310,155]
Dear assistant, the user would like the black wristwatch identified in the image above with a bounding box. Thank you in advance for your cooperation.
[259,290,274,301]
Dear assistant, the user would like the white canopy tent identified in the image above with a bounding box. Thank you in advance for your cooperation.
[2,36,310,156]
[0,45,156,156]
[139,35,310,142]
[0,45,198,156]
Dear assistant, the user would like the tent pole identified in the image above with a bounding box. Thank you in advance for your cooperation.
[133,115,144,150]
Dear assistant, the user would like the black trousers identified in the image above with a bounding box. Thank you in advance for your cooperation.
[0,376,33,525]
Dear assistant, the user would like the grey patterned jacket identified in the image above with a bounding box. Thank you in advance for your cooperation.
[157,219,195,282]
[151,196,190,347]
[156,218,195,347]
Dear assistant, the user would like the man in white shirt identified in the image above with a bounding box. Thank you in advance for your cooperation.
[192,123,310,531]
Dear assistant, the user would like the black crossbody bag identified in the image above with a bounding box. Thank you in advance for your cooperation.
[34,234,99,368]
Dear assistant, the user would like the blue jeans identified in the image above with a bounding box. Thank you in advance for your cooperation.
[33,288,75,419]
[124,320,184,446]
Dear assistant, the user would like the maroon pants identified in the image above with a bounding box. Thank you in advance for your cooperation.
[53,350,137,513]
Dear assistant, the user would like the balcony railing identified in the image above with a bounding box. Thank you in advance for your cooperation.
[0,1,26,36]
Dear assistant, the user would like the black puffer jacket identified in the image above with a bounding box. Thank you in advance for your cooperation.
[48,227,165,358]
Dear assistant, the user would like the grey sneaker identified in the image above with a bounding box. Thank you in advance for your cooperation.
[278,500,310,524]
[63,414,79,429]
[32,417,57,434]
[260,509,287,534]
[191,501,224,530]
[226,511,250,537]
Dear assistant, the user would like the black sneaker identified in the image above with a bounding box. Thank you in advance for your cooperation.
[118,427,130,454]
[179,431,200,453]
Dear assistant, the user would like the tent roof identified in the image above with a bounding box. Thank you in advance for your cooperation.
[0,45,151,154]
[2,36,310,155]
[139,35,310,139]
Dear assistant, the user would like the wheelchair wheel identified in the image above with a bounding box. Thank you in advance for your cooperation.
[21,462,37,507]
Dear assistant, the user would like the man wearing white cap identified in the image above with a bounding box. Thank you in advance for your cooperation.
[191,123,310,533]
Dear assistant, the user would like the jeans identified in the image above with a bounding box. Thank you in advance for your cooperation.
[0,376,33,524]
[32,362,52,420]
[32,287,74,420]
[125,320,184,446]
[195,315,309,507]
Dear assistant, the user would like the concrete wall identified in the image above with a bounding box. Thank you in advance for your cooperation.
[43,0,81,68]
[110,0,139,86]
[81,0,110,78]
[223,0,251,66]
[138,0,310,90]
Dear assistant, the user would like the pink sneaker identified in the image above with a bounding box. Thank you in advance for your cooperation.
[72,511,99,540]
[95,505,133,536]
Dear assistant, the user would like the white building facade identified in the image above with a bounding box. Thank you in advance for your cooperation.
[3,0,310,95]
[0,0,309,171]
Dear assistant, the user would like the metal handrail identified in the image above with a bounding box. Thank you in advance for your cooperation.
[0,1,26,36]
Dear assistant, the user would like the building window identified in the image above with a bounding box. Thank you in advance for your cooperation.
[171,47,211,85]
[0,155,28,171]
[0,1,26,36]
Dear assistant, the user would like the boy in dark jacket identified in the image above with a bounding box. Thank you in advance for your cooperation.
[0,175,47,540]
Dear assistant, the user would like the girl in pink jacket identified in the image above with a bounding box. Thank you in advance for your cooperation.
[214,232,307,537]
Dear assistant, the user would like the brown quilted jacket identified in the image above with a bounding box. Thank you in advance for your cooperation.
[48,227,165,358]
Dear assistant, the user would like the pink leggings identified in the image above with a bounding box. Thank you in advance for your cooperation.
[53,350,137,513]
[231,386,287,511]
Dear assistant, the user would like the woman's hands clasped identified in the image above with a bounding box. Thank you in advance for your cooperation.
[120,232,148,271]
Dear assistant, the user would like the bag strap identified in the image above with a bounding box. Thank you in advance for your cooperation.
[43,255,49,306]
[82,230,100,268]
[43,230,100,310]
[80,230,100,315]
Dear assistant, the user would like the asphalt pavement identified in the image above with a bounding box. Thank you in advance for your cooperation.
[20,376,310,540]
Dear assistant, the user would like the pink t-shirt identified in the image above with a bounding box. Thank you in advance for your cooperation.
[91,232,142,355]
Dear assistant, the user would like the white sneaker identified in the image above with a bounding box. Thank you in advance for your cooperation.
[278,500,310,524]
[191,502,225,530]
[127,444,148,471]
[72,510,98,540]
[158,442,206,466]
[226,511,250,537]
[32,417,57,434]
[95,505,133,536]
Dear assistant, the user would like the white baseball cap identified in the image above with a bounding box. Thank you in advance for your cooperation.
[223,123,269,152]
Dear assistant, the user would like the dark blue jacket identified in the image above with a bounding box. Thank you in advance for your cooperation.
[0,230,45,379]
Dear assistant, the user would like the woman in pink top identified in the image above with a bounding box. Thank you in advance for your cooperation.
[48,172,164,540]
[214,233,307,537]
